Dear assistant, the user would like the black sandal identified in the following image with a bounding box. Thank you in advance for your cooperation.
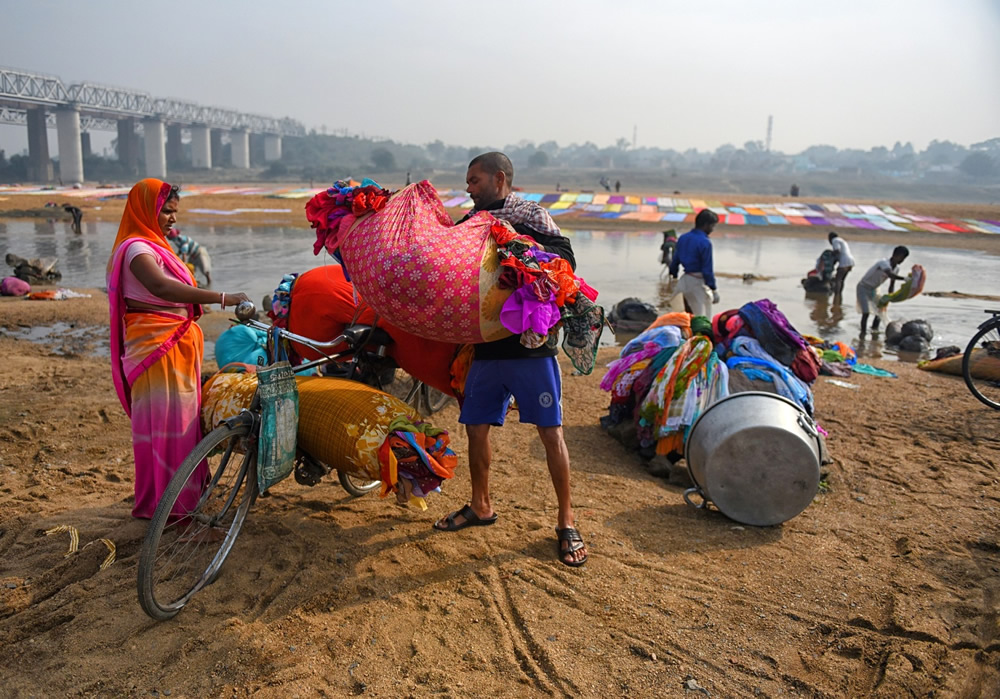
[433,504,498,532]
[556,526,588,567]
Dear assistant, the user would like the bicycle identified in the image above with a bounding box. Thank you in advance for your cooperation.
[963,309,1000,410]
[136,302,453,620]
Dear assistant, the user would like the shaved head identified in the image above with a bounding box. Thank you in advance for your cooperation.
[468,152,514,185]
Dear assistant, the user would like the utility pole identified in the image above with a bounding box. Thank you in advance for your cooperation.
[765,115,773,153]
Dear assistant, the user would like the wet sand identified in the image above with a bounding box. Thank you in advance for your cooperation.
[1,285,999,696]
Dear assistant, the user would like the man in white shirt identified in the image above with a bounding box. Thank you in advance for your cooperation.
[856,245,909,336]
[828,232,854,299]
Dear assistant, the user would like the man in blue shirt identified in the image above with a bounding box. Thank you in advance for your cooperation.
[668,209,720,317]
[166,228,213,285]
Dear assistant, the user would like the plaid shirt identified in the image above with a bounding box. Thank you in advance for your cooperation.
[476,194,562,237]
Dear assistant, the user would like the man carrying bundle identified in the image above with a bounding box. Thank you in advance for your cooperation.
[433,152,587,568]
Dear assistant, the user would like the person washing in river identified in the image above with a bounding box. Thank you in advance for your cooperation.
[166,228,213,285]
[857,246,909,336]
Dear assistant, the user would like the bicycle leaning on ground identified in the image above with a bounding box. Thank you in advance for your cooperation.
[136,302,452,620]
[963,309,1000,410]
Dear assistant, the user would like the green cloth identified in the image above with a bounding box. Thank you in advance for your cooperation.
[691,315,713,338]
[852,363,897,378]
[822,349,845,363]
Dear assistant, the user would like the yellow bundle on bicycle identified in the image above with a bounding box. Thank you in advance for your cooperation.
[201,373,457,497]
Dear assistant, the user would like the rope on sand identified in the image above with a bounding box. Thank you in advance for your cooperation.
[83,538,117,571]
[44,525,80,556]
[44,525,116,570]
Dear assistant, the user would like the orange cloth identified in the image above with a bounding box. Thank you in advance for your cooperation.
[648,311,692,337]
[286,265,459,396]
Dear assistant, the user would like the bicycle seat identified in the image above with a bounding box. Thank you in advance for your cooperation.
[343,324,393,348]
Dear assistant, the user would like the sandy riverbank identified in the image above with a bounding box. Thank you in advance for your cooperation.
[1,289,998,696]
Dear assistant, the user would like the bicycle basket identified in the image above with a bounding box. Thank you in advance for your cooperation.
[256,360,299,493]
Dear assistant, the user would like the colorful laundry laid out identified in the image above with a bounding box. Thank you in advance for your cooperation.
[200,370,456,508]
[305,179,604,373]
[878,264,926,308]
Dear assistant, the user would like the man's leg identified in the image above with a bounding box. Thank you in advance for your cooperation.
[537,425,587,565]
[860,312,869,335]
[433,423,494,529]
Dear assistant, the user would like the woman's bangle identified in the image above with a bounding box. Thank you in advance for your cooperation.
[220,292,226,309]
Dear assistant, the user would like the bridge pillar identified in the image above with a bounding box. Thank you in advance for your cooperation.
[166,124,183,167]
[81,132,92,158]
[191,125,211,169]
[263,134,282,162]
[230,129,250,169]
[26,107,53,183]
[117,118,139,176]
[210,129,223,166]
[143,118,167,179]
[56,106,84,185]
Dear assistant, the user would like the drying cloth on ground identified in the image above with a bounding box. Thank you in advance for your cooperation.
[852,363,897,378]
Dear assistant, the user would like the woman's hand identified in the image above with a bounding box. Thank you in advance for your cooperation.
[224,292,251,308]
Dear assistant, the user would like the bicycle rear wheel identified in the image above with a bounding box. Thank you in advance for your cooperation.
[137,418,258,620]
[963,320,1000,410]
[420,383,454,415]
[337,470,382,497]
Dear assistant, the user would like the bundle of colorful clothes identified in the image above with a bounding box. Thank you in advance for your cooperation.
[600,299,825,461]
[304,179,605,374]
[600,316,729,457]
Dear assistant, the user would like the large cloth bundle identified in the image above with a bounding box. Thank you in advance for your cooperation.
[322,181,512,344]
[200,372,456,506]
[878,264,926,307]
[203,372,420,480]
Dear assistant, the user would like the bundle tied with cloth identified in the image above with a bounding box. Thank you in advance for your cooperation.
[201,369,457,509]
[305,179,604,374]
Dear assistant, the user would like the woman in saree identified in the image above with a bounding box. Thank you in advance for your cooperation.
[107,178,249,519]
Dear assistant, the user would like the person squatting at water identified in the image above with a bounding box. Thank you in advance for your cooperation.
[828,232,855,298]
[668,209,720,317]
[107,179,249,520]
[167,228,214,285]
[63,204,83,234]
[433,151,588,568]
[856,245,909,337]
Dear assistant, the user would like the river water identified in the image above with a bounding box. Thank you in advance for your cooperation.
[2,218,996,360]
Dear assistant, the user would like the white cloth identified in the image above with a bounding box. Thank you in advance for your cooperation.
[831,237,854,268]
[859,259,897,289]
[673,274,713,317]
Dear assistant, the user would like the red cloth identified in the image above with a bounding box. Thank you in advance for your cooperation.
[286,266,458,396]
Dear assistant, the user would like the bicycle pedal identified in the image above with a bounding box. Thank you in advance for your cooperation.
[294,459,327,487]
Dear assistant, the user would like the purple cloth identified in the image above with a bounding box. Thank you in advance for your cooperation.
[499,286,560,334]
[738,299,808,368]
[1,277,30,296]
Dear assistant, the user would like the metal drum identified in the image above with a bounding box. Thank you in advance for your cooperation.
[683,391,821,526]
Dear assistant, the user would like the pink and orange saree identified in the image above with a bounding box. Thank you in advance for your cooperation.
[107,179,207,519]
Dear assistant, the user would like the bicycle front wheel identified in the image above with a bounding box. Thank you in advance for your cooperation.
[963,320,1000,410]
[337,470,382,497]
[137,419,259,620]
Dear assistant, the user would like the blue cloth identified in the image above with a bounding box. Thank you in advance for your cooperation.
[459,357,563,427]
[215,325,268,368]
[668,228,716,289]
[171,234,200,257]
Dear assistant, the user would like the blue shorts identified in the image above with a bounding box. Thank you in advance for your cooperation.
[459,357,563,427]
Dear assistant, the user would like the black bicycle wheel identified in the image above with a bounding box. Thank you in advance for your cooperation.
[337,470,382,497]
[420,383,453,415]
[137,419,258,621]
[963,320,1000,410]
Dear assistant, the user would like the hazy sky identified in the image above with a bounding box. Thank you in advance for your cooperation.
[2,0,999,157]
